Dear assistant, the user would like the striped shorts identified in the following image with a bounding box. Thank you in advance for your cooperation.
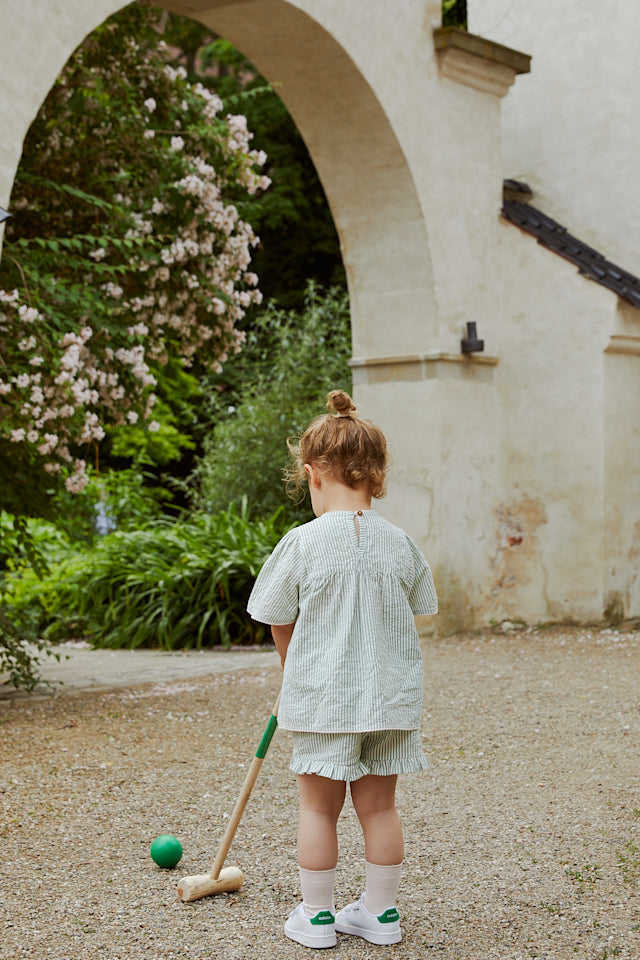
[289,729,429,783]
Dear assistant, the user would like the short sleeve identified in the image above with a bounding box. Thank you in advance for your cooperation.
[404,535,438,615]
[247,529,302,625]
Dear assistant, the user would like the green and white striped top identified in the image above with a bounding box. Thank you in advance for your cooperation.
[247,509,438,733]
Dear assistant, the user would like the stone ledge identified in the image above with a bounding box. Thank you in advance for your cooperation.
[605,336,640,357]
[350,351,498,385]
[434,27,531,97]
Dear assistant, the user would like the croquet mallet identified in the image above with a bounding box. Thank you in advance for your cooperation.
[177,691,280,903]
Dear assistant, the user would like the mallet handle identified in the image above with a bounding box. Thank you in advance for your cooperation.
[208,692,280,880]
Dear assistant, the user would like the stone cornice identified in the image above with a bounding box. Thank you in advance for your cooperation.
[434,27,531,97]
[350,352,498,385]
[605,336,640,357]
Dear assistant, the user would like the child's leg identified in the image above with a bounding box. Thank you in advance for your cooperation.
[350,774,403,916]
[296,773,346,918]
[350,774,403,864]
[297,773,346,869]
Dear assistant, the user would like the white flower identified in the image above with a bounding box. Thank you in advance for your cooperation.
[65,465,90,494]
[127,411,139,424]
[148,420,160,432]
[128,322,148,337]
[144,129,156,140]
[10,428,26,442]
[170,136,184,152]
[105,282,123,299]
[38,433,59,455]
[0,289,20,303]
[15,373,31,388]
[143,97,157,113]
[89,246,107,261]
[18,304,39,323]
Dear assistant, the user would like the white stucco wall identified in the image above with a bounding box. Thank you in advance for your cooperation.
[469,0,640,275]
[604,302,640,620]
[493,220,616,622]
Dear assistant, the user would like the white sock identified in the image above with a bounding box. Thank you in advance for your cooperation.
[363,860,402,916]
[299,866,336,918]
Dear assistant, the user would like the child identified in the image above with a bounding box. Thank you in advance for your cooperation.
[247,389,437,949]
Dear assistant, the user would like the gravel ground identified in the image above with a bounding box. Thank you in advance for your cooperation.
[1,625,639,960]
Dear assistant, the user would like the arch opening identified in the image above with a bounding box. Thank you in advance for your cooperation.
[1,0,438,362]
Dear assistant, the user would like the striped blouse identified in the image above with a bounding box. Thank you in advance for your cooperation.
[247,509,437,733]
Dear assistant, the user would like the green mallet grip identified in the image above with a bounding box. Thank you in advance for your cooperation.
[256,712,278,759]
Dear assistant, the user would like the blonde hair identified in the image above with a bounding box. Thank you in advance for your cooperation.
[286,390,387,500]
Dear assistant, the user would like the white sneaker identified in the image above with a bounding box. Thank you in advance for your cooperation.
[284,903,337,949]
[335,895,402,945]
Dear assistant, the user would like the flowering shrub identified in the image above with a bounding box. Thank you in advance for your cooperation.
[0,5,269,498]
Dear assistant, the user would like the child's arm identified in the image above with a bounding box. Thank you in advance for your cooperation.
[271,622,295,667]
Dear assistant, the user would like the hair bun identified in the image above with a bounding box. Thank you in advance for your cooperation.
[326,389,356,417]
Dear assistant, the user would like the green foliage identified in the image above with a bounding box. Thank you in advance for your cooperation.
[3,502,294,650]
[0,513,63,691]
[0,612,60,693]
[194,284,351,522]
[107,363,200,467]
[85,467,174,535]
[442,0,468,29]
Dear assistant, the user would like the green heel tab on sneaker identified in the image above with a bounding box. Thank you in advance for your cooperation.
[310,911,335,926]
[378,908,400,923]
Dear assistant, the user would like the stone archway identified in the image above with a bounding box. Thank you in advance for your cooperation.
[1,0,537,628]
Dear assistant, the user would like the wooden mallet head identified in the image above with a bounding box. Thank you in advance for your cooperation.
[178,865,244,902]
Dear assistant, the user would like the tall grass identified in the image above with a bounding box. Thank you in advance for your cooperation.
[5,502,294,650]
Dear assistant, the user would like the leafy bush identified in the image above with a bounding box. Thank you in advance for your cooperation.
[195,284,351,522]
[0,512,66,690]
[0,613,61,693]
[3,502,294,651]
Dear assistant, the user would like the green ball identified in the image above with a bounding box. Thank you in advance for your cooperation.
[150,834,183,869]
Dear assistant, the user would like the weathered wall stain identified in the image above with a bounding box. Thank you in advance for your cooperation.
[491,496,548,615]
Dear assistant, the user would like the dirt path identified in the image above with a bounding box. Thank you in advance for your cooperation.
[1,625,639,959]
